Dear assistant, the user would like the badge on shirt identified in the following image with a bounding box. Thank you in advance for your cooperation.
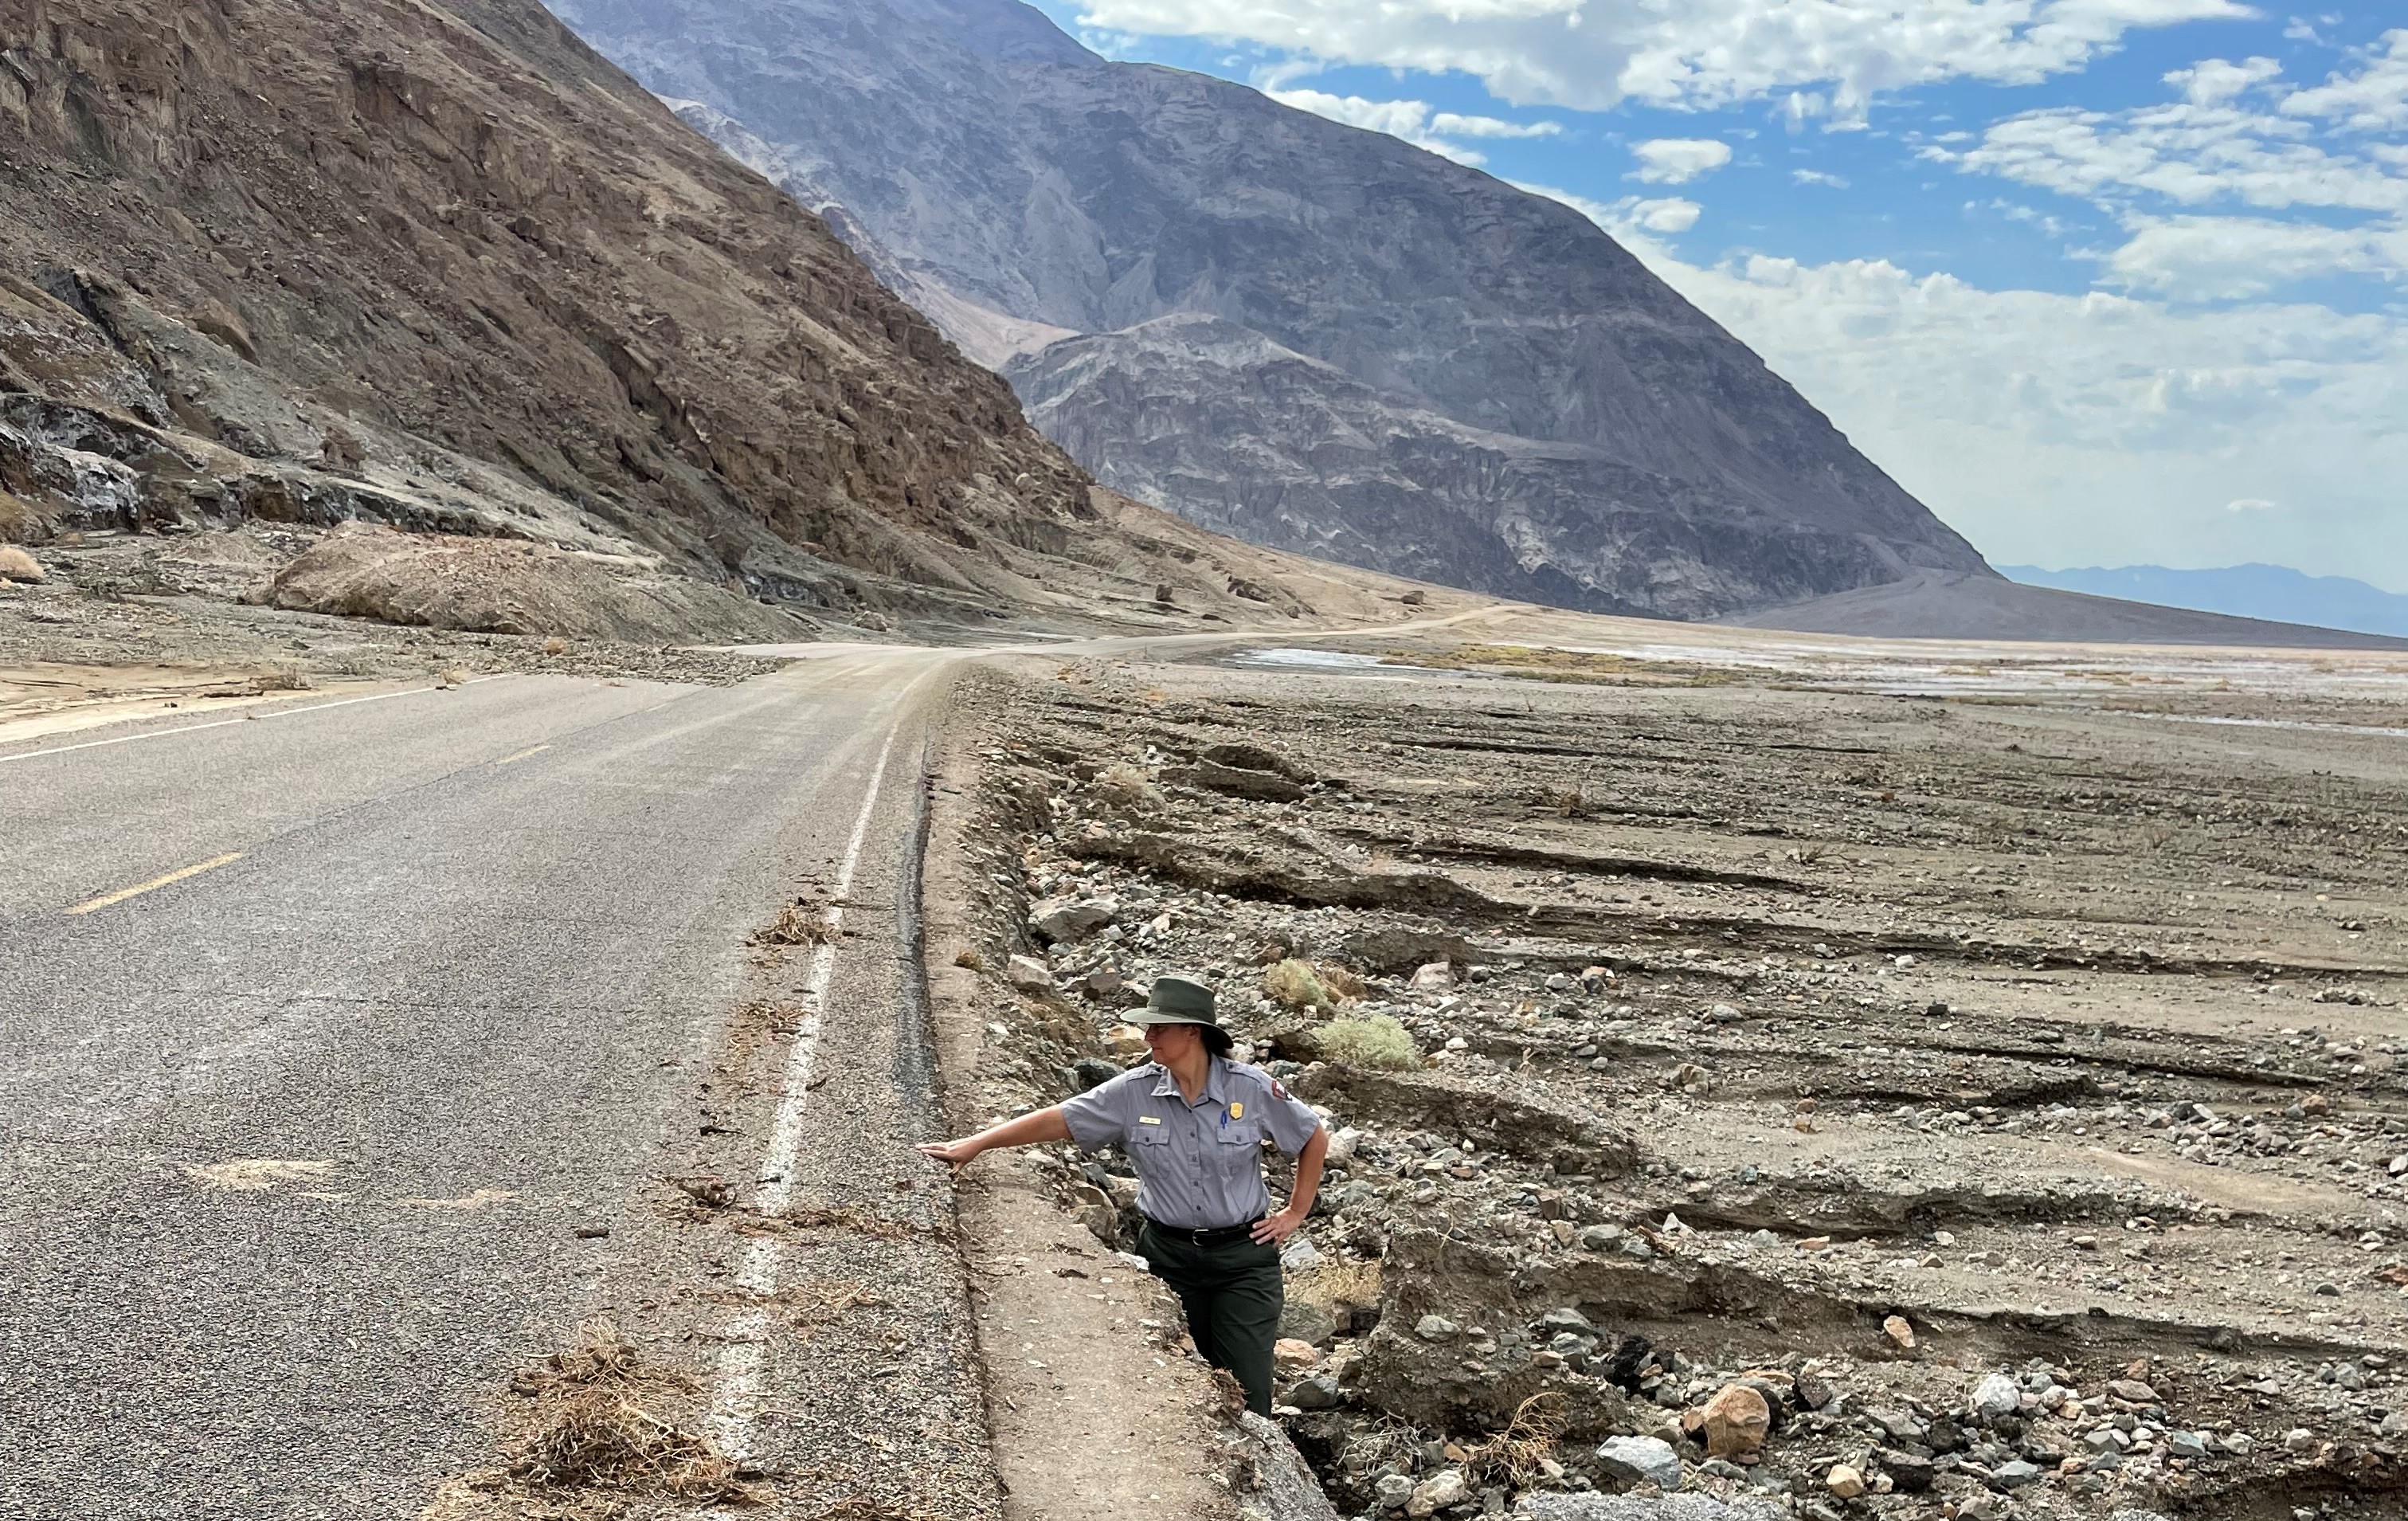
[1138,1115,1162,1125]
[1229,1101,1244,1119]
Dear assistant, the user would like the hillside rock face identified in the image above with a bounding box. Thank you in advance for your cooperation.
[0,0,1255,627]
[555,0,1995,619]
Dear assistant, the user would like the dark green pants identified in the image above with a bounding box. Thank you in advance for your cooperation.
[1140,1221,1284,1416]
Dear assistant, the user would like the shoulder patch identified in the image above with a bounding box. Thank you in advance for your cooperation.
[1271,1080,1290,1100]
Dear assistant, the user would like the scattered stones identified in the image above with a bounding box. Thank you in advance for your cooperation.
[1407,1470,1469,1516]
[1030,895,1118,943]
[1826,1464,1866,1499]
[1593,1436,1684,1492]
[1274,1338,1322,1372]
[1971,1373,2022,1421]
[1696,1383,1772,1457]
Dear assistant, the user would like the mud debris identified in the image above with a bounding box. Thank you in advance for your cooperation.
[946,649,2408,1520]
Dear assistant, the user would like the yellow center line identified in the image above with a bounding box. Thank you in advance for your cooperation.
[65,853,246,917]
[495,744,553,766]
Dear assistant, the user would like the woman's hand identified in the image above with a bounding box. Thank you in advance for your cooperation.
[915,1137,985,1170]
[1250,1205,1306,1246]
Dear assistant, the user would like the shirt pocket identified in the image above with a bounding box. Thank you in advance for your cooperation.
[1210,1120,1264,1170]
[1130,1123,1174,1154]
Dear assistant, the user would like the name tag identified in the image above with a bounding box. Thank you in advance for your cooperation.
[1138,1115,1162,1126]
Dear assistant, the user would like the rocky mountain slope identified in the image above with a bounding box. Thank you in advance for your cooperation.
[0,0,1369,636]
[554,0,1995,621]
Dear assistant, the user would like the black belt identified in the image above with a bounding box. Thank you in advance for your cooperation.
[1143,1217,1263,1246]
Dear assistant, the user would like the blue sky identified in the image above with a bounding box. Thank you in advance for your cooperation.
[1023,2,2407,590]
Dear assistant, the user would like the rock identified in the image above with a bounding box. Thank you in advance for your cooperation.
[1407,1471,1470,1516]
[0,546,43,582]
[1280,1239,1326,1272]
[1230,1410,1345,1521]
[1826,1464,1866,1499]
[1287,1375,1342,1411]
[1006,955,1055,993]
[1030,895,1118,943]
[2167,1431,2209,1460]
[1697,1384,1772,1457]
[1410,961,1456,991]
[1070,1056,1122,1092]
[2107,1378,2159,1405]
[1881,1315,1917,1351]
[1105,1023,1149,1057]
[1541,1307,1597,1335]
[1878,1451,1935,1493]
[1376,1473,1416,1510]
[1593,1436,1683,1492]
[1075,965,1126,999]
[1971,1373,2022,1421]
[2283,1427,2317,1453]
[1414,1315,1459,1343]
[1279,1298,1340,1347]
[1988,1460,2043,1491]
[1325,1127,1365,1167]
[1273,1338,1322,1372]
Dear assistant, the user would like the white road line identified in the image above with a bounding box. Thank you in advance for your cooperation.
[495,743,553,766]
[0,676,512,766]
[704,708,912,1457]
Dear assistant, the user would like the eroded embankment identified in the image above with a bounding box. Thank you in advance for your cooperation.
[946,651,2408,1521]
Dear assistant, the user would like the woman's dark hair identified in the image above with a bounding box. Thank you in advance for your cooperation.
[1199,1024,1235,1058]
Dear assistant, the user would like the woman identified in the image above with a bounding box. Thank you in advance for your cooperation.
[918,974,1329,1416]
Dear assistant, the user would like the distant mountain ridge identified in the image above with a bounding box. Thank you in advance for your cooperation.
[2004,566,2408,640]
[553,0,1997,621]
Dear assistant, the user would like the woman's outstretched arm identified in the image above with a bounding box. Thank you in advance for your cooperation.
[916,1107,1075,1169]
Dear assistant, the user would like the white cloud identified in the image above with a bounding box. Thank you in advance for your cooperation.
[1937,40,2408,300]
[1631,138,1733,184]
[2226,496,2281,511]
[1266,88,1555,164]
[1432,111,1561,139]
[1525,183,2408,583]
[1073,0,2254,116]
[2105,214,2398,297]
[2163,55,2281,106]
[1518,183,1703,237]
[1793,167,1852,186]
[2284,29,2408,131]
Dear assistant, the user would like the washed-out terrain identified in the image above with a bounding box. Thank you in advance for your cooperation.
[942,637,2408,1521]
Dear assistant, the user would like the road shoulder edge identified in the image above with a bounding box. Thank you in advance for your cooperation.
[919,664,1254,1521]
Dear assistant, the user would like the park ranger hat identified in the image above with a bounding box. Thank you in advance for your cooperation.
[1133,974,1220,1028]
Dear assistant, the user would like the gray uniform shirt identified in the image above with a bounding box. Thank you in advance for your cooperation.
[1059,1056,1324,1229]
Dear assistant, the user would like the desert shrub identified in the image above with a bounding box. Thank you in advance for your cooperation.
[1263,958,1332,1011]
[1289,1256,1381,1317]
[1318,1014,1421,1071]
[1094,760,1164,810]
[1266,958,1365,1012]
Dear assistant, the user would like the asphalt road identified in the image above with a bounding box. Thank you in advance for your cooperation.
[0,649,953,1518]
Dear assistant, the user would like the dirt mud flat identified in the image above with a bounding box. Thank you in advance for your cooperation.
[939,638,2408,1521]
